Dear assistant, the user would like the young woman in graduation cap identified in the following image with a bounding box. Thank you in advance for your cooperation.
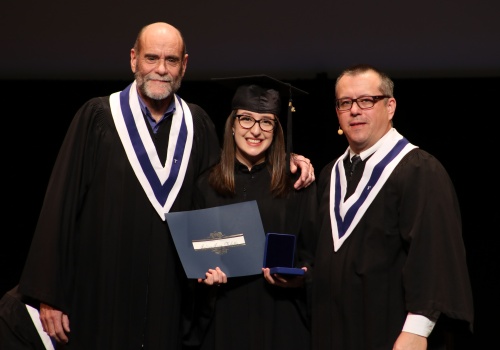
[186,75,318,350]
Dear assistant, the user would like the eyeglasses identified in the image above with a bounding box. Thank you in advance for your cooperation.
[235,115,277,132]
[336,95,389,111]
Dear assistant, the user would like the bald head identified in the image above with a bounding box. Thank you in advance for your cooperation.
[134,22,186,56]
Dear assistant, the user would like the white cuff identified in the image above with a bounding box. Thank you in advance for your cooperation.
[402,312,436,337]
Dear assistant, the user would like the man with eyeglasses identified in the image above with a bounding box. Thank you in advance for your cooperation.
[311,64,474,350]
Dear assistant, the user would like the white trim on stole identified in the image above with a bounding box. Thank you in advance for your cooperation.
[329,128,417,251]
[109,81,193,220]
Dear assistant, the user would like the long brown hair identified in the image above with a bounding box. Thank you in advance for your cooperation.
[208,110,291,197]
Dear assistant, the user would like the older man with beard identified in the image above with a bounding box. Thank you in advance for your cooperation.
[16,22,315,350]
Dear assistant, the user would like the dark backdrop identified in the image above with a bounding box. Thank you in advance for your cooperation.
[0,76,495,348]
[3,1,500,81]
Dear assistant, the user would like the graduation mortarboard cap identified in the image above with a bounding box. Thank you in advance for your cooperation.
[212,75,308,174]
[211,74,308,115]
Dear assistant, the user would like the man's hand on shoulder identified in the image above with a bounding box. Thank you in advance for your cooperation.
[290,153,315,189]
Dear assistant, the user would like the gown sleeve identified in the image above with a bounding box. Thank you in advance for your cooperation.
[397,150,474,331]
[19,97,108,312]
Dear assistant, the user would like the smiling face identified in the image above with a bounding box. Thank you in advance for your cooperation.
[336,70,396,154]
[232,109,277,169]
[130,22,187,105]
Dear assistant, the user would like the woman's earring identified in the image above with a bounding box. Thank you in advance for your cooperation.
[232,131,235,136]
[337,126,343,135]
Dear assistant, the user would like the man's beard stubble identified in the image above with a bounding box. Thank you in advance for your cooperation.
[135,71,183,101]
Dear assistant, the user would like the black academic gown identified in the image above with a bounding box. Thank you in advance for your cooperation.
[312,148,474,350]
[18,93,220,350]
[191,161,317,350]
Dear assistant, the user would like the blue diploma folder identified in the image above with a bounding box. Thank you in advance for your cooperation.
[166,201,266,279]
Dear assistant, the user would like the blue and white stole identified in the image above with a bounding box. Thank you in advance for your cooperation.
[109,80,193,220]
[330,128,417,251]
